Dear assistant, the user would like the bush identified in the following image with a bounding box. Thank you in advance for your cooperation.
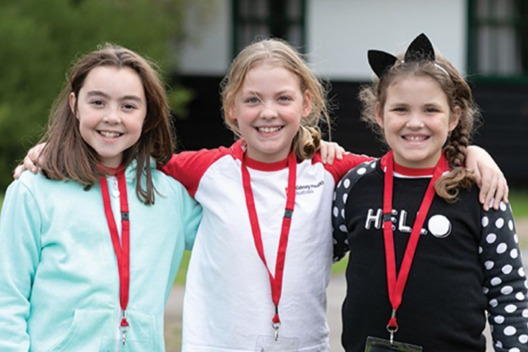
[0,0,210,190]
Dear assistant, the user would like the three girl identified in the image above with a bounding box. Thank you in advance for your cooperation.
[333,34,527,351]
[0,45,202,351]
[12,38,509,352]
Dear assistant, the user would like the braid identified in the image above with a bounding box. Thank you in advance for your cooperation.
[444,124,469,167]
[435,121,476,203]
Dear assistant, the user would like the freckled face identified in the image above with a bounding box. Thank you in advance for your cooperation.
[376,75,460,168]
[228,64,312,163]
[70,66,147,168]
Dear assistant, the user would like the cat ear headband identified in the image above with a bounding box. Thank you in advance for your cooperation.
[367,33,447,78]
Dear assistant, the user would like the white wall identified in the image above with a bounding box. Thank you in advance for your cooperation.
[178,0,232,75]
[308,0,467,80]
[178,0,467,80]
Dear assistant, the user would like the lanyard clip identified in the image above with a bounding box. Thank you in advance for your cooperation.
[386,309,398,345]
[120,310,130,345]
[271,321,280,341]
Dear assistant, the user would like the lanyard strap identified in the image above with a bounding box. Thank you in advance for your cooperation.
[100,169,130,330]
[241,151,297,325]
[382,150,448,332]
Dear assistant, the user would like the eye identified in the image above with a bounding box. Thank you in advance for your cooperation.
[90,100,104,107]
[425,107,440,113]
[391,106,407,113]
[123,103,137,110]
[278,95,292,102]
[244,96,260,104]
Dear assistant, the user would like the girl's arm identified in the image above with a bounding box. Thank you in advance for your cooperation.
[466,146,509,211]
[478,203,528,351]
[176,184,203,251]
[14,143,510,212]
[0,180,41,350]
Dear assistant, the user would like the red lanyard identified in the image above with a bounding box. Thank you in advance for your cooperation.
[241,151,297,328]
[382,150,448,341]
[100,168,130,344]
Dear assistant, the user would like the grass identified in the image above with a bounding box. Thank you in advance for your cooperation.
[174,250,191,285]
[510,189,528,218]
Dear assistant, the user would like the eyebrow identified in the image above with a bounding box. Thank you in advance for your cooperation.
[86,90,143,102]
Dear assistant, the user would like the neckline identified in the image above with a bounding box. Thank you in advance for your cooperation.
[380,154,436,178]
[243,154,292,172]
[393,162,435,177]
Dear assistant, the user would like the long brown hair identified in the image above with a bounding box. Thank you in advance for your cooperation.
[359,54,480,202]
[220,38,330,160]
[40,43,174,205]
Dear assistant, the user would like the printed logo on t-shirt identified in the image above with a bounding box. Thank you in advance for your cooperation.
[364,208,452,238]
[287,180,324,196]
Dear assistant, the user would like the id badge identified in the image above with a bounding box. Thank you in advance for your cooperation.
[365,336,422,352]
[255,335,300,352]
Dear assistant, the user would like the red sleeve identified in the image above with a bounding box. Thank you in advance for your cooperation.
[317,152,374,184]
[161,146,233,197]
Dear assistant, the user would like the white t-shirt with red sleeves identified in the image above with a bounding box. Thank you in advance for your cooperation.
[163,140,371,352]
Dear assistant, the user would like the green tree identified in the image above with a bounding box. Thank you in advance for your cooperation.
[0,0,209,190]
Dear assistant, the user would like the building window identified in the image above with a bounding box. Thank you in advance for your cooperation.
[468,0,528,79]
[232,0,306,57]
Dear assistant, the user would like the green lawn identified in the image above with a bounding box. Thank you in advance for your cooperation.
[510,189,528,218]
[175,250,191,285]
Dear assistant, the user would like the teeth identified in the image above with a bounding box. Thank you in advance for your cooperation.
[406,136,426,142]
[258,126,282,133]
[100,131,121,138]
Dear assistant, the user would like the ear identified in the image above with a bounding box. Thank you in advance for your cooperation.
[226,104,237,125]
[368,50,398,78]
[449,106,462,132]
[69,92,77,117]
[301,90,313,119]
[375,102,384,128]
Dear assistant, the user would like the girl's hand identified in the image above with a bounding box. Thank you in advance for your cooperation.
[13,143,46,179]
[466,146,509,211]
[320,141,345,165]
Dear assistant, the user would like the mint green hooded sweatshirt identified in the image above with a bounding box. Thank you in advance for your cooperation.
[0,162,202,351]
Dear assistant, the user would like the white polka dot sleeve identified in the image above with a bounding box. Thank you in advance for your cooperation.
[479,202,528,352]
[332,161,374,262]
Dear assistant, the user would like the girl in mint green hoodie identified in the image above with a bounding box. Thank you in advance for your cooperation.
[0,44,202,352]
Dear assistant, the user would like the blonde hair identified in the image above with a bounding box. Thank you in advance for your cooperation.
[40,43,174,205]
[220,38,330,160]
[359,54,481,202]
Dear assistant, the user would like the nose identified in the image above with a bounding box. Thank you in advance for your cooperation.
[406,112,424,129]
[103,108,121,124]
[260,102,278,119]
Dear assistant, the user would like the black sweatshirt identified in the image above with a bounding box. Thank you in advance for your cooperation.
[332,159,528,352]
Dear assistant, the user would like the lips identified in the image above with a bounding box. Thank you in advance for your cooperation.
[98,130,123,138]
[402,135,428,142]
[256,126,283,133]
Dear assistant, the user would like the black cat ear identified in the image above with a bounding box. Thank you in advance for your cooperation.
[368,50,398,78]
[404,33,435,62]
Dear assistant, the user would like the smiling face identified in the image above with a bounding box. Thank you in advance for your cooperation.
[228,64,312,163]
[70,66,147,168]
[376,75,460,168]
